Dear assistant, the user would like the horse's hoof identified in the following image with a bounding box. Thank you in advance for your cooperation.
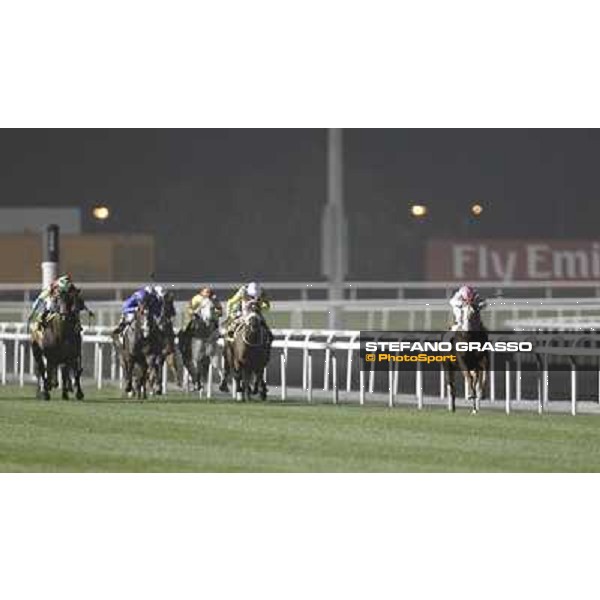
[471,409,478,415]
[76,392,84,401]
[219,384,229,393]
[62,393,69,400]
[43,392,50,401]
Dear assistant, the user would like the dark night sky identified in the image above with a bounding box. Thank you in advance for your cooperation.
[1,129,599,280]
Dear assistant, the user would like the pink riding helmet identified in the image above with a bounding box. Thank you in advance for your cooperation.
[459,285,476,302]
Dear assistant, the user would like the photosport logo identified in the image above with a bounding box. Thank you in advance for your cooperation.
[359,331,539,372]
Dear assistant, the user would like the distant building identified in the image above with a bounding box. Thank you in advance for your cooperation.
[0,208,154,282]
[0,207,81,234]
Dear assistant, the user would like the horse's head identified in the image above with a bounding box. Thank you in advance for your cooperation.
[56,290,77,319]
[138,299,155,339]
[460,302,482,332]
[199,297,221,325]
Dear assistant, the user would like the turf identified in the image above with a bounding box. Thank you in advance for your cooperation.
[1,385,600,472]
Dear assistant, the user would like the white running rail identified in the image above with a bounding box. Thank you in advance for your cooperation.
[2,323,600,416]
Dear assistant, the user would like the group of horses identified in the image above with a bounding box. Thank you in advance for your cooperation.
[30,291,271,402]
[29,289,488,411]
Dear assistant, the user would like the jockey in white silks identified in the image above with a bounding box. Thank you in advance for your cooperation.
[449,285,486,330]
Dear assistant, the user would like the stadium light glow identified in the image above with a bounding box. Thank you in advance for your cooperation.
[410,204,428,218]
[471,203,483,216]
[92,206,110,220]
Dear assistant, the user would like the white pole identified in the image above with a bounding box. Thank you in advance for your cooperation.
[97,344,103,390]
[505,362,511,415]
[323,128,347,330]
[332,355,338,405]
[13,340,19,379]
[110,346,116,382]
[162,361,168,396]
[94,342,99,381]
[490,352,496,402]
[207,363,213,398]
[1,342,6,385]
[369,359,375,394]
[346,344,354,392]
[19,344,25,387]
[29,347,35,378]
[306,354,313,404]
[388,362,394,408]
[543,354,549,408]
[571,361,577,416]
[440,365,445,399]
[416,362,423,410]
[516,354,522,402]
[359,368,365,406]
[280,353,286,401]
[324,347,331,391]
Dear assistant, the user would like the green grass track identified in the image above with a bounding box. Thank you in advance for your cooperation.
[1,385,600,472]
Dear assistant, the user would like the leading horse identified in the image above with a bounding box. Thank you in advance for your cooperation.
[31,291,84,401]
[444,302,489,413]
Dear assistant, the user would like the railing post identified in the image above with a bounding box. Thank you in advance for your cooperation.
[516,353,522,402]
[306,353,313,403]
[505,361,511,415]
[490,352,496,402]
[571,358,577,416]
[19,343,25,387]
[332,354,338,405]
[416,361,423,410]
[1,341,6,385]
[359,368,365,406]
[280,352,286,401]
[97,343,103,390]
[388,361,394,408]
[207,363,213,399]
[543,354,549,408]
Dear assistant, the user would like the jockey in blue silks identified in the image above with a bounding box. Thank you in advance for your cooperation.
[113,285,164,335]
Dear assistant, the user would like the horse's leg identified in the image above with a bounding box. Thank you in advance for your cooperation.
[74,361,84,400]
[61,365,70,400]
[251,370,260,396]
[220,345,232,393]
[259,369,267,401]
[465,370,477,413]
[32,344,48,400]
[446,365,456,412]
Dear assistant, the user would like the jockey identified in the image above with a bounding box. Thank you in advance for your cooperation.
[185,286,223,326]
[449,285,486,330]
[29,273,91,330]
[113,284,164,335]
[225,281,271,339]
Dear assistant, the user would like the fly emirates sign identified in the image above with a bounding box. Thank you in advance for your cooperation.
[426,240,600,281]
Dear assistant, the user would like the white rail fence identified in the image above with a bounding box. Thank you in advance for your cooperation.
[3,279,600,302]
[2,297,600,331]
[2,323,600,416]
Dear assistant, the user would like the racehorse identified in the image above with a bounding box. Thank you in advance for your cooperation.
[150,290,183,393]
[444,302,489,413]
[114,298,161,399]
[31,290,84,401]
[179,295,225,394]
[223,301,270,401]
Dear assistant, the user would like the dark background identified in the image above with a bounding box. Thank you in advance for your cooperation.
[1,129,598,281]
